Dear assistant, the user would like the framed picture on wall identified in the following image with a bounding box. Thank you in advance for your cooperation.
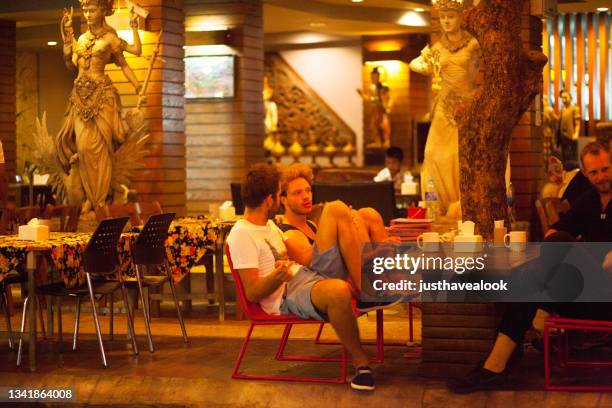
[185,55,235,99]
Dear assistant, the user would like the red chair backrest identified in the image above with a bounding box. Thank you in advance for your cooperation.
[225,245,271,321]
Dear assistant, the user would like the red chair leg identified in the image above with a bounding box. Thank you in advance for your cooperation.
[275,324,292,360]
[232,322,255,379]
[233,322,346,383]
[544,325,551,390]
[375,309,384,363]
[314,322,325,344]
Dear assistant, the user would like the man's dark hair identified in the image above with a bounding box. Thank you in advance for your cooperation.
[560,90,570,98]
[580,141,610,168]
[242,163,280,209]
[386,146,404,163]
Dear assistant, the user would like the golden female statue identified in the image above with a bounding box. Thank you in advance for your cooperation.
[56,0,144,212]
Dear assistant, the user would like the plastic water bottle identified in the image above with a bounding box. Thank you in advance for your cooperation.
[425,178,439,220]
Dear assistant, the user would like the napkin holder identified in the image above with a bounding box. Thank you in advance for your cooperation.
[219,201,236,220]
[18,219,50,241]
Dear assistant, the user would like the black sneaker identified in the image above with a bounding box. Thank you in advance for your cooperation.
[447,366,508,394]
[356,297,402,313]
[350,366,375,391]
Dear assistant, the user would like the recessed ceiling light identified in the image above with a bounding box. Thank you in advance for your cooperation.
[414,8,425,12]
[597,7,609,11]
[47,41,58,46]
[351,0,364,3]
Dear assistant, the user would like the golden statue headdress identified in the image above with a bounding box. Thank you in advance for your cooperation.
[79,0,115,16]
[431,0,464,11]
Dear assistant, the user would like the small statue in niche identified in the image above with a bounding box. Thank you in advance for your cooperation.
[557,90,581,164]
[542,94,559,162]
[358,66,392,149]
[34,0,149,213]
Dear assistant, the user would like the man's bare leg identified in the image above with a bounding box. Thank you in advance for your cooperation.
[311,279,369,368]
[315,201,364,289]
[357,207,390,242]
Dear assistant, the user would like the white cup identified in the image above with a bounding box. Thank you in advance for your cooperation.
[417,232,440,252]
[504,231,527,252]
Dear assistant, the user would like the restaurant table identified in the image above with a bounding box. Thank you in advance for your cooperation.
[0,218,220,370]
[418,220,540,378]
[0,232,90,371]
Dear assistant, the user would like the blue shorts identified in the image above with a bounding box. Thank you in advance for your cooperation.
[280,266,327,321]
[311,243,349,280]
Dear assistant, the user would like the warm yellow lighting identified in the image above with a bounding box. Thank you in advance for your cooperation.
[351,0,364,3]
[47,41,58,46]
[116,29,144,43]
[415,8,425,12]
[398,11,427,26]
[184,45,234,56]
[597,7,609,12]
[366,60,404,77]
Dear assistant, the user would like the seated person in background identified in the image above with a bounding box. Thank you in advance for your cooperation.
[279,163,399,311]
[374,146,405,194]
[449,141,612,394]
[227,163,376,391]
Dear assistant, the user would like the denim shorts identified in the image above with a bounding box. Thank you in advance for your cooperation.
[310,243,349,281]
[280,266,327,321]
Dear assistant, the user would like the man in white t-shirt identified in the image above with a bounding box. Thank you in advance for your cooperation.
[227,164,375,391]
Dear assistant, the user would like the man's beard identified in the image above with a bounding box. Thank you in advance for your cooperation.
[267,198,280,219]
[287,202,311,217]
[595,180,611,195]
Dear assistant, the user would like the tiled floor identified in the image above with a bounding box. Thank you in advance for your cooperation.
[0,304,611,407]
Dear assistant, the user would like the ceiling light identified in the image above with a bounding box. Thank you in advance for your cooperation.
[351,0,364,3]
[597,7,609,12]
[398,11,428,27]
[414,8,425,12]
[47,41,58,46]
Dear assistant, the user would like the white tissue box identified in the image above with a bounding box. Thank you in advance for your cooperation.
[401,182,419,195]
[219,206,236,220]
[18,225,50,241]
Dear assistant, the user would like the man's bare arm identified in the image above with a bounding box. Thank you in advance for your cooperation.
[238,261,293,303]
[283,230,314,266]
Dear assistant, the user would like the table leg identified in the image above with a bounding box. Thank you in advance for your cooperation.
[26,251,37,372]
[215,242,225,322]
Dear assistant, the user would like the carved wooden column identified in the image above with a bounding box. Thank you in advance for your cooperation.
[0,20,16,179]
[458,0,547,237]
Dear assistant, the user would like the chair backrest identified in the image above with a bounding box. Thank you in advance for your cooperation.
[225,245,269,320]
[535,197,570,237]
[133,201,163,226]
[83,217,129,275]
[43,204,81,232]
[0,204,43,234]
[132,212,175,265]
[230,183,245,215]
[312,181,396,225]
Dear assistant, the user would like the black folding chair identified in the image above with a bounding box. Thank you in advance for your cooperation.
[130,213,188,352]
[20,217,138,367]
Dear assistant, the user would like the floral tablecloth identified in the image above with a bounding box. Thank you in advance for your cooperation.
[0,218,218,289]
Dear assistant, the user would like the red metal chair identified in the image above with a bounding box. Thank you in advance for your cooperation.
[544,315,612,391]
[226,246,347,383]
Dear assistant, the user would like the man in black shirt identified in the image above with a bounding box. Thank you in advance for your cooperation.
[450,141,612,393]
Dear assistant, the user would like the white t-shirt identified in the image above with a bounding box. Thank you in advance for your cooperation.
[226,219,288,315]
